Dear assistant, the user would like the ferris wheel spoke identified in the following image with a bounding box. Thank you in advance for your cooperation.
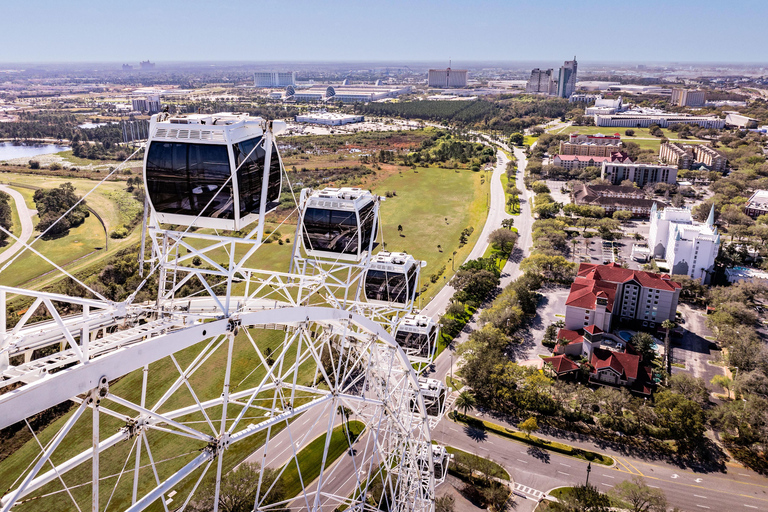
[106,394,213,443]
[168,354,218,435]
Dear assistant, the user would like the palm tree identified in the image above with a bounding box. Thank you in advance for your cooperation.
[662,319,676,376]
[453,390,476,420]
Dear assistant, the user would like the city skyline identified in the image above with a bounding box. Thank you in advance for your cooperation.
[1,0,767,64]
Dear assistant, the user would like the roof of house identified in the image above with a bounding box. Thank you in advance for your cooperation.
[565,276,619,311]
[555,155,613,163]
[576,263,681,291]
[590,347,653,395]
[543,355,580,374]
[584,324,604,335]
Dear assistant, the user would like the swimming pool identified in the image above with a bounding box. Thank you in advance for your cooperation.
[618,331,633,342]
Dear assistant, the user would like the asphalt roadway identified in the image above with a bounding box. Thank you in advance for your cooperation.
[0,184,35,265]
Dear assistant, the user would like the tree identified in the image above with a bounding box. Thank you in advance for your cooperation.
[501,218,514,229]
[454,390,476,418]
[611,477,668,512]
[711,374,733,399]
[192,462,283,512]
[661,319,675,375]
[625,129,635,136]
[398,224,404,236]
[488,228,518,253]
[435,495,455,512]
[518,416,539,438]
[613,210,633,224]
[0,192,12,243]
[630,332,657,363]
[509,132,524,146]
[548,484,610,512]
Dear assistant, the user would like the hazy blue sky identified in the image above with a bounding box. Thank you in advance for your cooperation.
[1,0,764,64]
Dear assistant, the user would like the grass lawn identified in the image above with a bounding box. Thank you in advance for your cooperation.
[446,376,464,392]
[445,445,510,481]
[278,420,365,501]
[0,174,142,289]
[524,135,539,147]
[561,125,708,151]
[0,328,318,512]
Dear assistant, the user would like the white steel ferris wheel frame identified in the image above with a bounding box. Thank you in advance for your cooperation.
[0,123,443,512]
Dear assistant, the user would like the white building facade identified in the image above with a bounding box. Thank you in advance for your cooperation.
[594,113,725,129]
[254,71,296,87]
[648,204,720,284]
[428,68,468,88]
[601,162,678,187]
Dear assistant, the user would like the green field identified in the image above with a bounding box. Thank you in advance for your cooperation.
[0,328,316,512]
[0,174,141,289]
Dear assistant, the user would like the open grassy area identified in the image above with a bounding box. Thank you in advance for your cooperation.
[0,173,142,289]
[445,445,510,481]
[279,420,365,501]
[561,125,708,152]
[0,328,317,512]
[524,135,539,147]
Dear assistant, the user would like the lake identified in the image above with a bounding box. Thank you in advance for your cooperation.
[0,142,71,161]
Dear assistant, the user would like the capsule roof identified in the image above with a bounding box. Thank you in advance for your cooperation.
[149,112,286,144]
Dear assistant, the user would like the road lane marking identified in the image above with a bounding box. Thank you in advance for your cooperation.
[694,495,707,499]
[560,463,571,467]
[557,471,570,476]
[602,483,613,488]
[516,459,528,464]
[696,506,710,509]
[744,505,758,509]
[648,485,659,488]
[602,475,615,479]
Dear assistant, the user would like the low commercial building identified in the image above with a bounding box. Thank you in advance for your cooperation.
[725,266,768,283]
[289,84,412,103]
[671,88,706,107]
[648,204,720,283]
[428,68,468,88]
[601,162,678,187]
[594,112,725,129]
[725,111,759,129]
[584,96,624,115]
[559,132,622,156]
[564,262,681,331]
[571,183,664,217]
[659,142,694,169]
[295,112,364,126]
[744,190,768,219]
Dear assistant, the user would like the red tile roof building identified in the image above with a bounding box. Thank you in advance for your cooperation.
[553,152,632,172]
[565,263,681,332]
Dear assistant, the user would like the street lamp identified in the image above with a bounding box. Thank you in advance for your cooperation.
[586,462,592,486]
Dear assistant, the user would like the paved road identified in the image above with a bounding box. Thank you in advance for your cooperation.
[434,414,768,512]
[0,184,35,265]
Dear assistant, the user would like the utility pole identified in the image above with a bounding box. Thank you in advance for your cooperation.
[585,462,592,486]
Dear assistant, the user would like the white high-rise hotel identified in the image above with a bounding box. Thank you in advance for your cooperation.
[649,204,720,284]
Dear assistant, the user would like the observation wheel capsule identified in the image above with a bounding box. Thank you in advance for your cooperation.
[299,187,379,262]
[364,251,424,306]
[394,314,438,362]
[143,112,286,231]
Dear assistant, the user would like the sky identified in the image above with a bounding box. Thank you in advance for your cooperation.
[0,0,765,64]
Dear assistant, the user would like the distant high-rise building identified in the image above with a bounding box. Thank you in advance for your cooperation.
[132,94,161,114]
[556,57,578,98]
[671,88,706,107]
[139,60,155,70]
[427,68,468,88]
[525,68,556,94]
[121,64,133,71]
[254,71,296,87]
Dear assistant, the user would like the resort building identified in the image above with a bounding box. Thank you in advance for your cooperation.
[601,162,678,187]
[525,68,556,95]
[564,262,681,331]
[553,152,632,172]
[659,142,694,169]
[594,112,725,129]
[692,145,727,173]
[254,71,296,87]
[648,204,720,283]
[571,183,665,217]
[670,89,706,107]
[428,68,468,88]
[559,132,622,156]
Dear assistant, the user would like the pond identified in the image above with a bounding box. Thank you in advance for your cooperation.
[0,142,70,161]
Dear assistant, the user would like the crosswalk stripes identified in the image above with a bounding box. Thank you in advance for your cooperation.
[444,390,458,411]
[513,483,545,499]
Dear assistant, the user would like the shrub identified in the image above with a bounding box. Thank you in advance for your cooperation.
[29,160,40,169]
[48,162,62,171]
[110,226,129,239]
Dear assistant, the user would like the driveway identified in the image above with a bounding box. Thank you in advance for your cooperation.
[0,184,36,266]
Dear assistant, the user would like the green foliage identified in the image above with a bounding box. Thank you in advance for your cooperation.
[610,477,668,512]
[518,416,539,437]
[547,485,611,512]
[0,191,12,243]
[191,462,284,512]
[33,182,89,237]
[630,332,657,364]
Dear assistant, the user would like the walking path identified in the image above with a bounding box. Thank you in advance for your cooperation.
[0,184,36,265]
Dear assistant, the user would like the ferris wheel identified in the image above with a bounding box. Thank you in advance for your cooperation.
[0,112,448,512]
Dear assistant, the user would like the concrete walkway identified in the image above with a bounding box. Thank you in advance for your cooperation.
[0,184,36,266]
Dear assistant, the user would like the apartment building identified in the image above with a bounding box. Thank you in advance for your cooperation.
[557,58,578,98]
[659,142,694,169]
[571,183,664,217]
[553,152,632,171]
[254,71,296,87]
[601,162,678,187]
[648,204,720,284]
[559,132,622,156]
[594,113,725,129]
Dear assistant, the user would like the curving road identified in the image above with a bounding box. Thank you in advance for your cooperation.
[0,184,36,266]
